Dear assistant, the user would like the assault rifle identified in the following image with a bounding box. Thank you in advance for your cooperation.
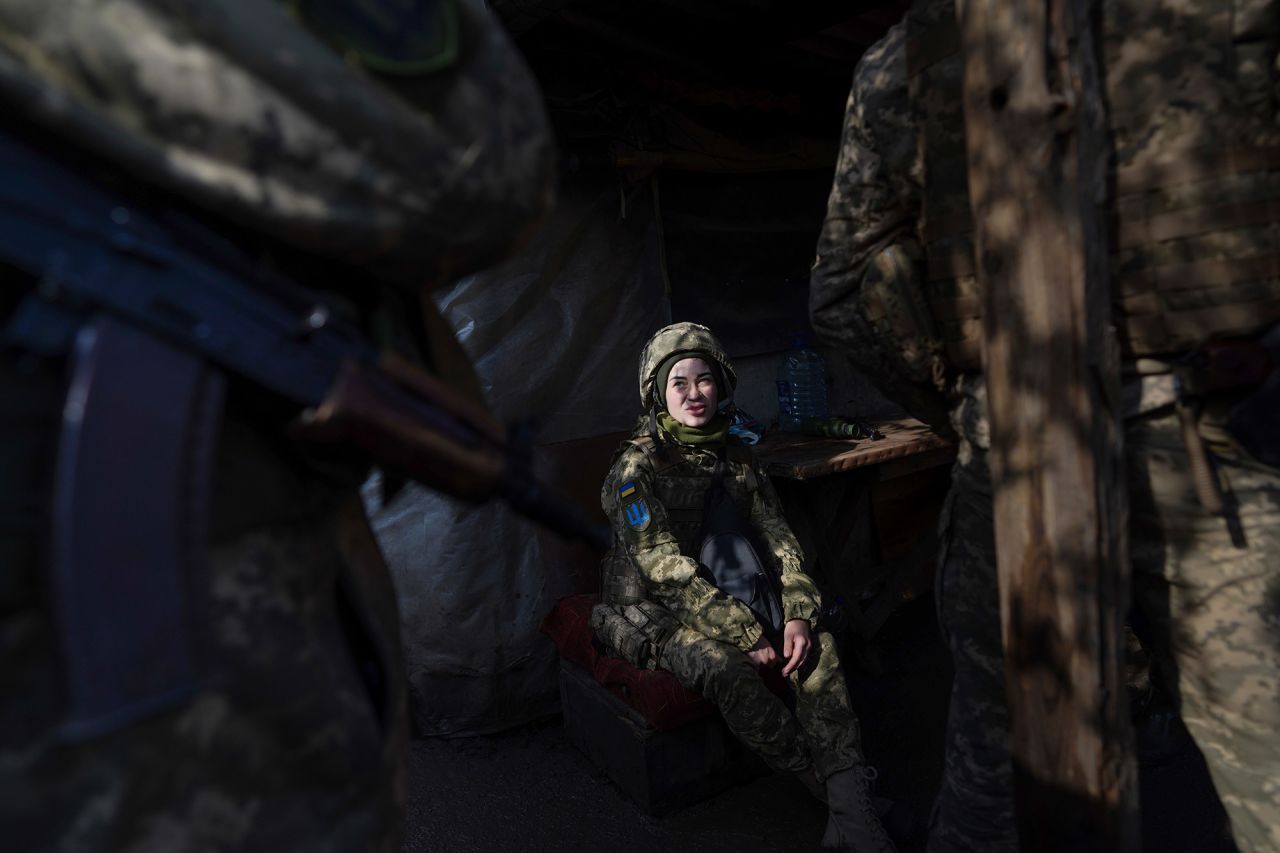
[0,128,607,740]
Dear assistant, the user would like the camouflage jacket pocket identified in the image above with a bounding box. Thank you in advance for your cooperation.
[600,550,648,606]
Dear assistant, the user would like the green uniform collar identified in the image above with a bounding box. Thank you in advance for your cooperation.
[658,412,729,447]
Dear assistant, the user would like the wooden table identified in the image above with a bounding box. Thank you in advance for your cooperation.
[754,417,955,649]
[755,416,954,481]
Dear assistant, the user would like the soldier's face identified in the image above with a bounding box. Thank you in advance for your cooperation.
[665,357,718,427]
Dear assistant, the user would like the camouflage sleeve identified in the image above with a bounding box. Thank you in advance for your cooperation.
[808,18,953,431]
[747,458,822,627]
[602,446,764,652]
[809,17,919,353]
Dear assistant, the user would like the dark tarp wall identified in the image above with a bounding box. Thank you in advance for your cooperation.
[364,182,670,736]
[661,169,836,357]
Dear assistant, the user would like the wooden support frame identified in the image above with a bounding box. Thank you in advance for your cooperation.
[956,0,1138,849]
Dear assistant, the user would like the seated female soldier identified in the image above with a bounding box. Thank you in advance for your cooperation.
[590,322,895,852]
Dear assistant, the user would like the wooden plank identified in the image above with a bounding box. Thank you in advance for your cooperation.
[1116,252,1280,293]
[874,445,956,482]
[957,0,1138,849]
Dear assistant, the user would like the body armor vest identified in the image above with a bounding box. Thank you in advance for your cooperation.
[907,0,1280,370]
[646,441,759,555]
[600,437,759,606]
[595,436,761,667]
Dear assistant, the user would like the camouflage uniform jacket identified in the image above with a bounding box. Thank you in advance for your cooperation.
[598,419,822,659]
[807,17,953,432]
[0,2,552,849]
[0,0,554,294]
[812,0,1280,423]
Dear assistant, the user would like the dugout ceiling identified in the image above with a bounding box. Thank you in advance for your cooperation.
[492,0,910,355]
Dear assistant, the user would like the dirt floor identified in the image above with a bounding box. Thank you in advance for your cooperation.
[403,595,1237,852]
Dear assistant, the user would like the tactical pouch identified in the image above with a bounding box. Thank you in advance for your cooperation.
[600,549,649,606]
[589,600,679,669]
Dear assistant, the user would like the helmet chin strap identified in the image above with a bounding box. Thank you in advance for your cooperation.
[648,404,665,448]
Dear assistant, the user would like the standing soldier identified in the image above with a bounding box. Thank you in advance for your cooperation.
[0,0,555,850]
[810,1,1280,851]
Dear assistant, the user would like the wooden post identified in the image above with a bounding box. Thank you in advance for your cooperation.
[956,0,1138,849]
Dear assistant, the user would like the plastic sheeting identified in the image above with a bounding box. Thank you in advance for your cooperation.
[364,183,670,736]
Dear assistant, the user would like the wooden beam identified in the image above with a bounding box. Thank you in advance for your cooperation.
[956,0,1138,849]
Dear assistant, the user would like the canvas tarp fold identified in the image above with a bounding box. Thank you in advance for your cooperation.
[365,183,670,736]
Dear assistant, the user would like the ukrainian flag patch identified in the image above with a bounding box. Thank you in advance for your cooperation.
[619,481,637,499]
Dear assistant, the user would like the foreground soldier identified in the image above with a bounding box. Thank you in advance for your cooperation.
[0,0,554,849]
[810,2,1280,851]
[592,322,896,852]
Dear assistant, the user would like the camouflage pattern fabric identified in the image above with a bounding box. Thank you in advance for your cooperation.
[637,322,739,410]
[588,599,680,670]
[605,321,821,642]
[659,625,864,782]
[0,0,555,292]
[0,371,409,852]
[808,18,953,434]
[599,425,822,651]
[594,322,860,780]
[928,426,1017,853]
[812,0,1280,381]
[1125,409,1280,853]
[929,383,1280,853]
[812,2,1280,849]
[598,545,655,609]
[0,1,554,848]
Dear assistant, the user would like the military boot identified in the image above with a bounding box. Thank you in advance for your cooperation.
[821,764,897,852]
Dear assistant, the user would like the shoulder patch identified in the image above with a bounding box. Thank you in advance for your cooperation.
[619,481,637,499]
[623,497,651,531]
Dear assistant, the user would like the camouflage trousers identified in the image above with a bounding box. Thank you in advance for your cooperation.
[928,407,1280,853]
[0,353,408,853]
[658,625,863,781]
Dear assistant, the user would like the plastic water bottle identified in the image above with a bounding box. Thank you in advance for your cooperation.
[776,336,828,431]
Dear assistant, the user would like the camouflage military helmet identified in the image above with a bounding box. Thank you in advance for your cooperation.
[638,322,737,409]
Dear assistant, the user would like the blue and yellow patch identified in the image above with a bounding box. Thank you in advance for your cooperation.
[618,481,637,499]
[623,498,651,531]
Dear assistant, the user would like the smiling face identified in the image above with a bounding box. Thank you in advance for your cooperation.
[664,357,719,428]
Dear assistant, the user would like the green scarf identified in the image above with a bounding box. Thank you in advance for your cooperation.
[659,412,729,446]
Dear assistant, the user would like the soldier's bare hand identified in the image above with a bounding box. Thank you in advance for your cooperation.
[746,635,779,668]
[781,619,812,676]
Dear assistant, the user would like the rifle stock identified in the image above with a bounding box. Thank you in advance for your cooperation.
[295,352,611,552]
